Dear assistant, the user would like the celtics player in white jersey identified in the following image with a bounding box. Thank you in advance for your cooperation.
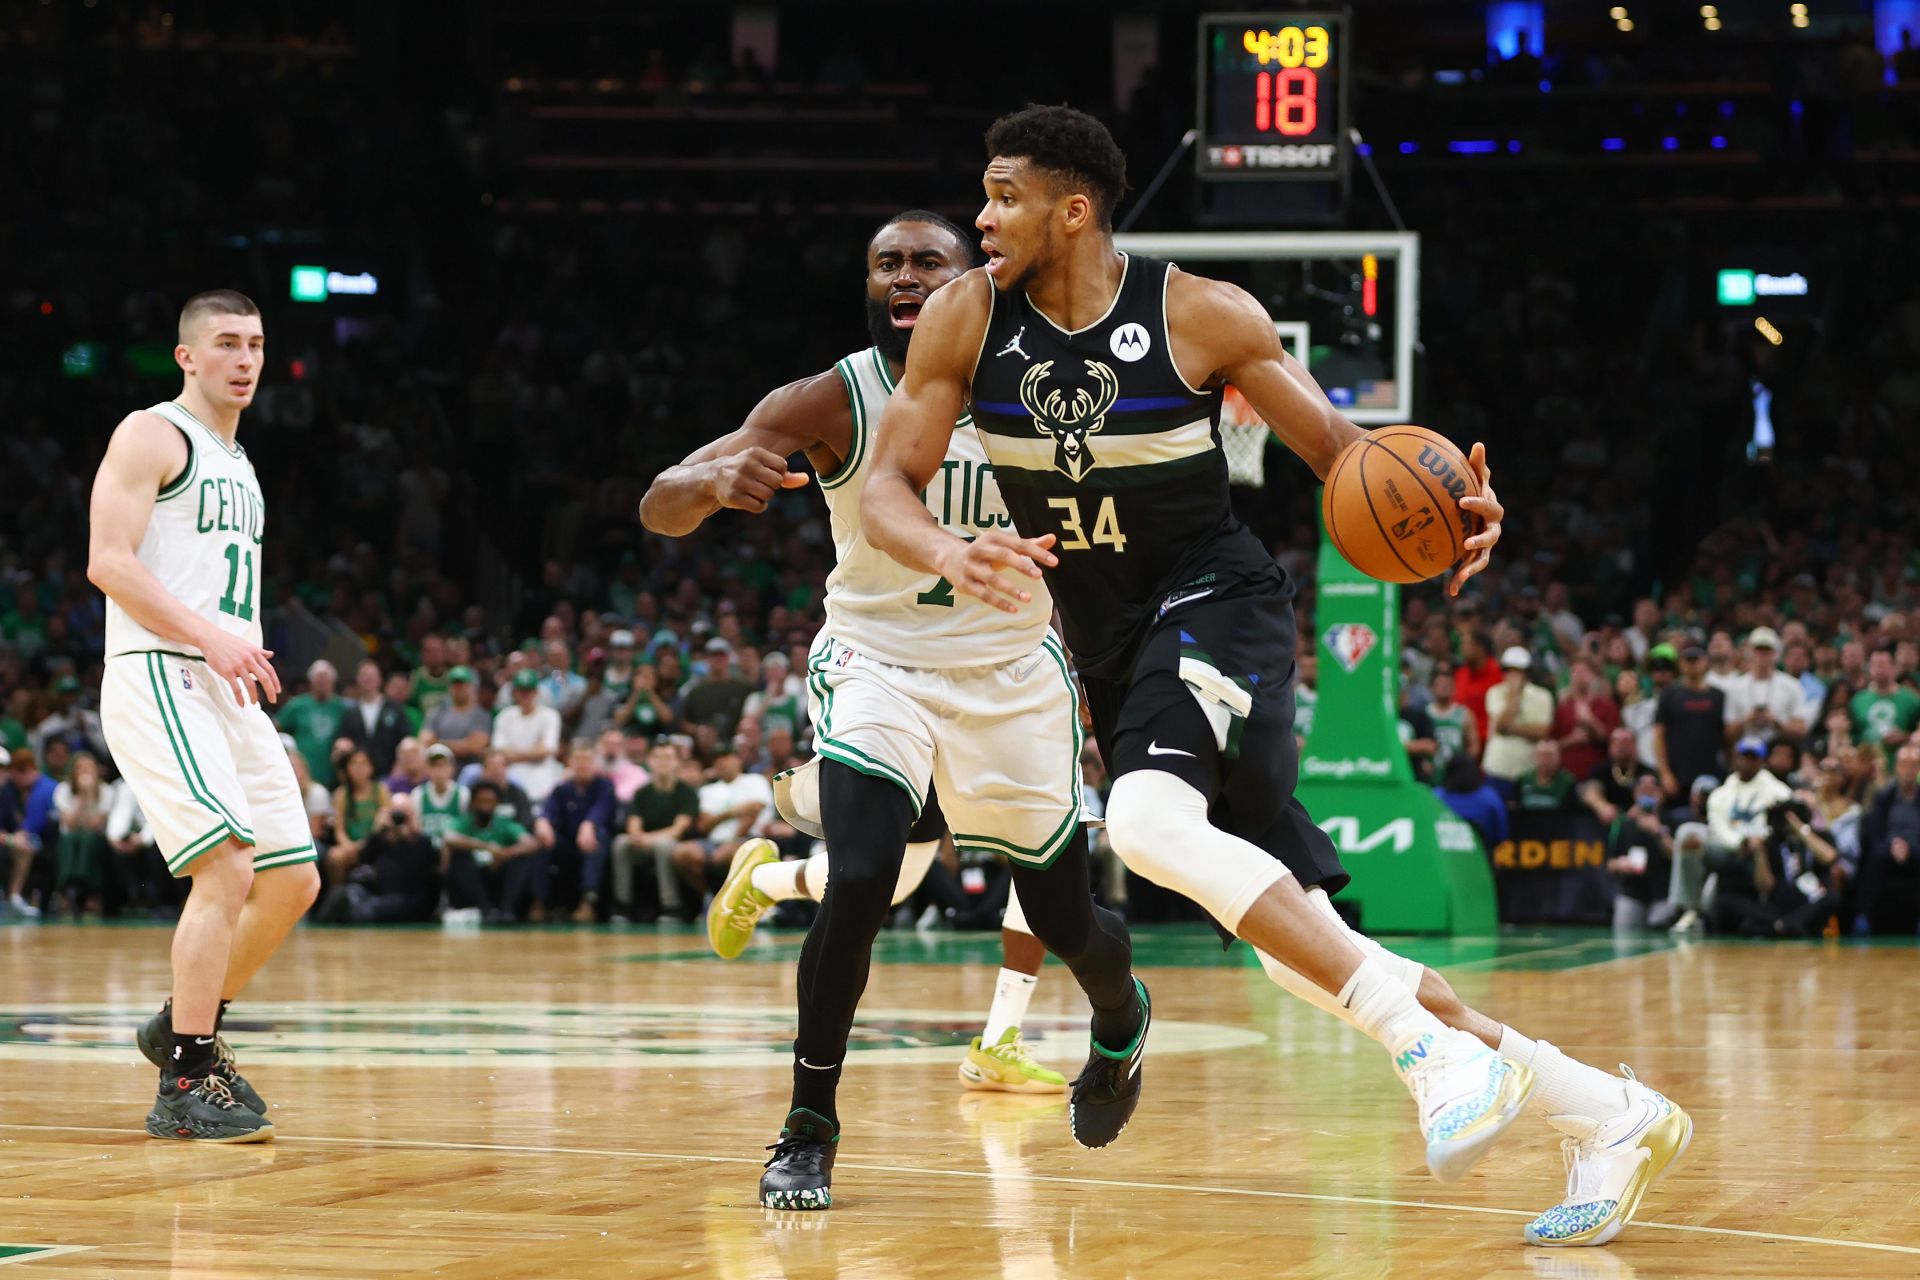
[87,290,320,1143]
[642,212,1144,1209]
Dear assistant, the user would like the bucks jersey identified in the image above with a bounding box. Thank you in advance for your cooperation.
[819,346,1050,668]
[105,401,267,660]
[969,254,1279,680]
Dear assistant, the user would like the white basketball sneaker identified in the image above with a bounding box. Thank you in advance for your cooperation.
[1524,1068,1693,1248]
[1393,1029,1537,1183]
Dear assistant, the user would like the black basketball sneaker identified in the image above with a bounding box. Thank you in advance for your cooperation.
[1069,977,1150,1148]
[760,1108,839,1210]
[139,1006,268,1115]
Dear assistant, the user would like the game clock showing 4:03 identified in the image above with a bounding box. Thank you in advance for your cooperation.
[1197,11,1350,181]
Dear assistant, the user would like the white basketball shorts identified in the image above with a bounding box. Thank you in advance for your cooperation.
[778,630,1084,868]
[101,650,317,876]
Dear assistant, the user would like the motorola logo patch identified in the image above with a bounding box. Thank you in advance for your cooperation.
[1109,322,1152,362]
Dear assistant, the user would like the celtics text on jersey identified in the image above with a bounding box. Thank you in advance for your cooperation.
[104,401,268,660]
[818,346,1051,668]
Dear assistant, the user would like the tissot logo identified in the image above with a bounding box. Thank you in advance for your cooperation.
[1109,322,1152,362]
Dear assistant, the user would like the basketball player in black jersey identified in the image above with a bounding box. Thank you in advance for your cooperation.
[863,107,1691,1245]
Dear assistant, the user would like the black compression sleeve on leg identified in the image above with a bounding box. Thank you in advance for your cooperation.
[790,760,916,1125]
[1005,828,1140,1047]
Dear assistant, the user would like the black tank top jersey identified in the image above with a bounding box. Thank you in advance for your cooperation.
[968,253,1285,681]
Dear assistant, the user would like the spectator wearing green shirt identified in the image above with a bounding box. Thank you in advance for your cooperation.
[278,660,348,789]
[411,634,455,718]
[1426,670,1479,777]
[611,740,703,922]
[442,779,540,924]
[385,671,425,735]
[1852,649,1920,753]
[1,689,32,754]
[1517,739,1578,812]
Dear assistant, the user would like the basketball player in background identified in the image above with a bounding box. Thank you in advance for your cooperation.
[640,212,1142,1210]
[863,107,1690,1247]
[87,291,321,1142]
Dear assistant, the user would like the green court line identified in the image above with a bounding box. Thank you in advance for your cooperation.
[617,923,1920,972]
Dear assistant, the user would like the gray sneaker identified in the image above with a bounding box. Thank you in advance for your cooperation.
[146,1072,273,1143]
[139,1010,268,1115]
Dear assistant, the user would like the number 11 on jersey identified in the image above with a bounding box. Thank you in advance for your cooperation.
[219,542,255,621]
[1046,495,1127,552]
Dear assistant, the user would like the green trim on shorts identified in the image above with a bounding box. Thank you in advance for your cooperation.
[954,805,1081,869]
[252,844,318,870]
[145,653,255,842]
[167,822,238,874]
[951,637,1086,870]
[815,742,925,815]
[819,357,868,490]
[805,631,925,816]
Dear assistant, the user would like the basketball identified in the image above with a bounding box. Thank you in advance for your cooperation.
[1321,426,1481,584]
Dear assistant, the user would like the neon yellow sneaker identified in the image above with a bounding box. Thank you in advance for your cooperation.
[958,1028,1069,1094]
[706,838,780,959]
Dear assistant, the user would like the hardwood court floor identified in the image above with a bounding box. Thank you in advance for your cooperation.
[0,920,1917,1279]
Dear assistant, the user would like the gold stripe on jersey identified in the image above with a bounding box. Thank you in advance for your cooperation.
[980,417,1217,476]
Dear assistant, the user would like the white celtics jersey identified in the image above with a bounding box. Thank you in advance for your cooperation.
[819,346,1051,668]
[104,401,267,660]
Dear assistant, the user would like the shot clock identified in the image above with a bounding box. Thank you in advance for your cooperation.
[1197,12,1351,181]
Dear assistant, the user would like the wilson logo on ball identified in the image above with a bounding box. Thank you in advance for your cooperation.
[1416,446,1470,501]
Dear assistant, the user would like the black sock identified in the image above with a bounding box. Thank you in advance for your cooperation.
[789,1059,843,1133]
[168,1033,218,1081]
[1004,833,1141,1049]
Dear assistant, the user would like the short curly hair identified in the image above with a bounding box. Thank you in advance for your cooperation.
[984,104,1128,228]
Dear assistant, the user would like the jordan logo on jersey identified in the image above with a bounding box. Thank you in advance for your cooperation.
[1018,358,1119,482]
[996,325,1030,361]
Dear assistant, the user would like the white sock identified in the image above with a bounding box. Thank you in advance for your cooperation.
[749,855,815,903]
[1339,958,1449,1052]
[981,968,1039,1046]
[1511,1033,1630,1126]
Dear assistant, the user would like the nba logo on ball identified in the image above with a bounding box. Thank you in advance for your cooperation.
[1324,623,1377,673]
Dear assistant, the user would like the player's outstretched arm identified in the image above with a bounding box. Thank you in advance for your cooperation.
[87,412,281,704]
[862,272,1058,613]
[638,372,852,537]
[1168,269,1504,595]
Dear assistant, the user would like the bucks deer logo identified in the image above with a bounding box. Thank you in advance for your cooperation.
[1019,358,1120,482]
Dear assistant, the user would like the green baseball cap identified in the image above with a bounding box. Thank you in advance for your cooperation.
[512,668,541,690]
[448,665,476,683]
[1648,643,1679,664]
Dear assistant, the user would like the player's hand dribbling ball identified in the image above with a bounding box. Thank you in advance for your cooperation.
[1321,426,1484,584]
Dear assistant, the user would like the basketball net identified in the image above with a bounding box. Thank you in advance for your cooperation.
[1220,386,1270,488]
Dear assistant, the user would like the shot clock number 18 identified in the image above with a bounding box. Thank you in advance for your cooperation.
[1197,11,1350,180]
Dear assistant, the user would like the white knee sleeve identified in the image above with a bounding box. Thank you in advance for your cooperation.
[1104,770,1291,933]
[1002,882,1031,936]
[1254,888,1425,1027]
[800,839,940,905]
